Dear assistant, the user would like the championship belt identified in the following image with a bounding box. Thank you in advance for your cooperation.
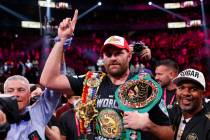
[75,71,105,136]
[96,108,124,139]
[115,74,162,140]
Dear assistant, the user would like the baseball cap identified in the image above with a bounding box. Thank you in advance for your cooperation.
[173,68,206,90]
[101,35,130,53]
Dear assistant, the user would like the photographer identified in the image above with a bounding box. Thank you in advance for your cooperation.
[129,41,153,75]
[0,75,61,140]
[0,93,18,139]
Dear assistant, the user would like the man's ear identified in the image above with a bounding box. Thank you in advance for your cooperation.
[201,90,206,98]
[169,71,176,79]
[167,70,173,79]
[128,51,132,62]
[101,53,105,59]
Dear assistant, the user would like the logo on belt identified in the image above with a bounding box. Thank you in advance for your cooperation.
[96,108,123,139]
[115,74,162,140]
[118,79,157,108]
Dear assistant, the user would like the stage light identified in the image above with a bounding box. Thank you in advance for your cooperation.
[189,20,202,27]
[55,2,71,9]
[98,2,102,6]
[167,19,202,28]
[164,3,180,9]
[0,4,29,20]
[150,2,188,21]
[181,1,195,8]
[148,2,152,6]
[14,34,18,38]
[21,21,41,29]
[78,2,102,20]
[38,0,55,8]
[168,22,186,28]
[38,0,71,9]
[164,1,196,9]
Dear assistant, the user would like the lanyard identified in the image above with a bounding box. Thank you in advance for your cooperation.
[163,88,175,107]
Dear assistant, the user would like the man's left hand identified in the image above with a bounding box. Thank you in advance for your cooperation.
[123,112,151,131]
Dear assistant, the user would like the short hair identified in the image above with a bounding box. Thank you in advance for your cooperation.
[4,75,30,92]
[156,59,179,73]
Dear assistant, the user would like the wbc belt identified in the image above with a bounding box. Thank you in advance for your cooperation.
[96,108,124,139]
[115,74,162,140]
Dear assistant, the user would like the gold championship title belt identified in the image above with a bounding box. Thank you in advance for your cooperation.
[96,108,124,139]
[75,71,105,136]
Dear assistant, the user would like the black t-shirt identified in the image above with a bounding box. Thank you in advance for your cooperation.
[47,115,58,127]
[161,88,176,107]
[169,104,210,140]
[68,73,170,140]
[161,88,177,122]
[46,115,59,140]
[59,109,78,140]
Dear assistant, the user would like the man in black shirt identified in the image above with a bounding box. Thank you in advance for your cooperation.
[155,59,179,110]
[58,96,81,140]
[40,10,173,140]
[59,109,79,140]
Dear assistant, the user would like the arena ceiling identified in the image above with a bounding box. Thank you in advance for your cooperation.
[0,0,209,35]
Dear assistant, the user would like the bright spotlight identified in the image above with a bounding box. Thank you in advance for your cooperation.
[148,2,152,5]
[98,2,102,6]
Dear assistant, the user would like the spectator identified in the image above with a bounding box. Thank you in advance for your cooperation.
[155,59,179,109]
[56,95,80,120]
[58,96,81,140]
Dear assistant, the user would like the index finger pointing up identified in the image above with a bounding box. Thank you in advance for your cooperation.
[71,9,78,30]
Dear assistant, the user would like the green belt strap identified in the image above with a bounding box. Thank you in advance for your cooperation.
[115,74,162,140]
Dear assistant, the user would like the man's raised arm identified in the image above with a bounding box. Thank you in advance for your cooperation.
[40,10,78,93]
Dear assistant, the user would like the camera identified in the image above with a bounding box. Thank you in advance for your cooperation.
[0,95,20,123]
[133,41,146,55]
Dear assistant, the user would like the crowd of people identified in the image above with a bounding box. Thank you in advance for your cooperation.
[1,29,210,94]
[0,9,210,140]
[0,30,209,80]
